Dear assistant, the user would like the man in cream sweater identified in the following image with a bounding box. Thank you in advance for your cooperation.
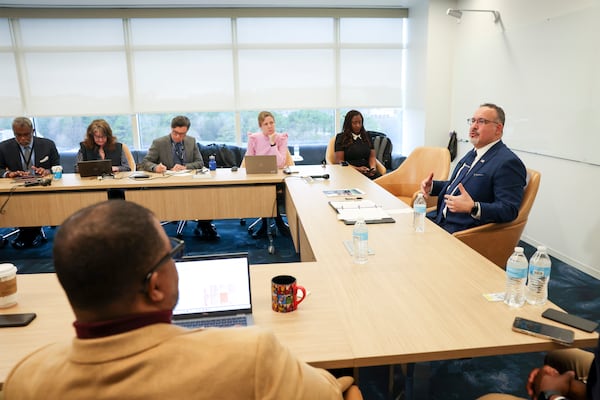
[3,200,361,400]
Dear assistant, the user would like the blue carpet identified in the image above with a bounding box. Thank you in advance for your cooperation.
[2,224,598,399]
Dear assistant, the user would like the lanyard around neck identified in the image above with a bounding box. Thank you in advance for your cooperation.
[17,142,34,170]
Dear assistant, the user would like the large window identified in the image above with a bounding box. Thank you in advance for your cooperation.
[0,9,406,151]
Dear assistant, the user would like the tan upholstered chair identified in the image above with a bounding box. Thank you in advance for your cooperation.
[453,168,541,269]
[374,146,451,209]
[325,136,387,176]
[122,143,136,171]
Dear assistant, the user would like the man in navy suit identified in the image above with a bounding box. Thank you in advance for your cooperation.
[421,103,526,234]
[140,115,219,240]
[0,117,60,248]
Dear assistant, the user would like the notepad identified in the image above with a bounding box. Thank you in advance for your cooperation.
[329,199,394,224]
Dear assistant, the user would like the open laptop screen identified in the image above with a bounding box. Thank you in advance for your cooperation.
[173,254,251,316]
[77,159,113,177]
[244,155,278,174]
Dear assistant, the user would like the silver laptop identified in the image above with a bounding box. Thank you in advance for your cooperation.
[77,159,113,177]
[245,155,278,174]
[172,253,254,329]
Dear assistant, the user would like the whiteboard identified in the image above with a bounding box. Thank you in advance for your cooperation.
[453,7,600,166]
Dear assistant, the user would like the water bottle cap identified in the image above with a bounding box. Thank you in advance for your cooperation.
[537,245,547,252]
[514,247,524,253]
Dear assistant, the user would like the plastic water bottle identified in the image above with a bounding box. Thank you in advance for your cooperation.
[504,247,528,307]
[526,246,552,305]
[413,193,426,233]
[352,216,368,264]
[208,155,217,171]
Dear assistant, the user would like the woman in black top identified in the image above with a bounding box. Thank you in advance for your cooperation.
[76,119,131,173]
[334,110,381,179]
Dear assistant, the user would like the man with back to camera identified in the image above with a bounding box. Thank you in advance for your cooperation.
[140,115,220,240]
[420,103,527,233]
[2,200,363,399]
[0,117,60,249]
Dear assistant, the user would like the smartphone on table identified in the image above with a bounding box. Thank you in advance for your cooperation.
[0,313,37,328]
[542,308,598,333]
[512,316,574,345]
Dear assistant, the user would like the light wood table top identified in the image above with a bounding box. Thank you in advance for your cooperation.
[0,165,596,383]
[0,262,351,383]
[284,165,598,366]
[0,169,286,192]
[0,169,287,227]
[0,274,74,384]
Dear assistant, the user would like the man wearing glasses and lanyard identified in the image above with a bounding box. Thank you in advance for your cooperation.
[0,116,60,249]
[420,103,526,233]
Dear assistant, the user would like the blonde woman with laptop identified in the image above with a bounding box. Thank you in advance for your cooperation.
[246,111,291,238]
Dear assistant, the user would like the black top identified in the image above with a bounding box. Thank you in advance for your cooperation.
[77,142,130,172]
[334,132,373,168]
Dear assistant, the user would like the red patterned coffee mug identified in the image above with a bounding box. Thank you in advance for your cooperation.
[271,275,307,313]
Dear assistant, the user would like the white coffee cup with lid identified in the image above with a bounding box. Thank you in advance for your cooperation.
[0,263,18,308]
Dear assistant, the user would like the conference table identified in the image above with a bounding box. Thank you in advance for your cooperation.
[0,169,282,227]
[0,165,597,387]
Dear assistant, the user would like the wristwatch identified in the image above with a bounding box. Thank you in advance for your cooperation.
[537,390,567,400]
[470,201,479,215]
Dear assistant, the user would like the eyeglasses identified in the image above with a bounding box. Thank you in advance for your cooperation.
[141,237,185,292]
[14,131,34,138]
[93,135,107,140]
[467,118,501,126]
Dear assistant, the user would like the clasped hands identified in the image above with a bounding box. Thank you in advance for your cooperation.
[526,365,582,400]
[355,165,376,177]
[421,172,475,214]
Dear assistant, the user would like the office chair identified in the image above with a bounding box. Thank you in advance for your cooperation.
[374,146,451,210]
[122,143,136,172]
[172,143,236,239]
[453,168,541,269]
[241,150,294,242]
[1,227,48,249]
[325,136,387,176]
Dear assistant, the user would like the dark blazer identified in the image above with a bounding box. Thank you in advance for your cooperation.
[140,135,204,171]
[431,140,526,233]
[0,137,60,176]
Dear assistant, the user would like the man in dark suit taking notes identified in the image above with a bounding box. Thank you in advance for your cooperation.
[0,117,60,249]
[421,103,526,233]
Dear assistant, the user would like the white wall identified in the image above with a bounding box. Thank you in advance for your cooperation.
[414,0,600,278]
[404,0,456,155]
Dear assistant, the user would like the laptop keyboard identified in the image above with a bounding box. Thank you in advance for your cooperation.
[175,316,248,329]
